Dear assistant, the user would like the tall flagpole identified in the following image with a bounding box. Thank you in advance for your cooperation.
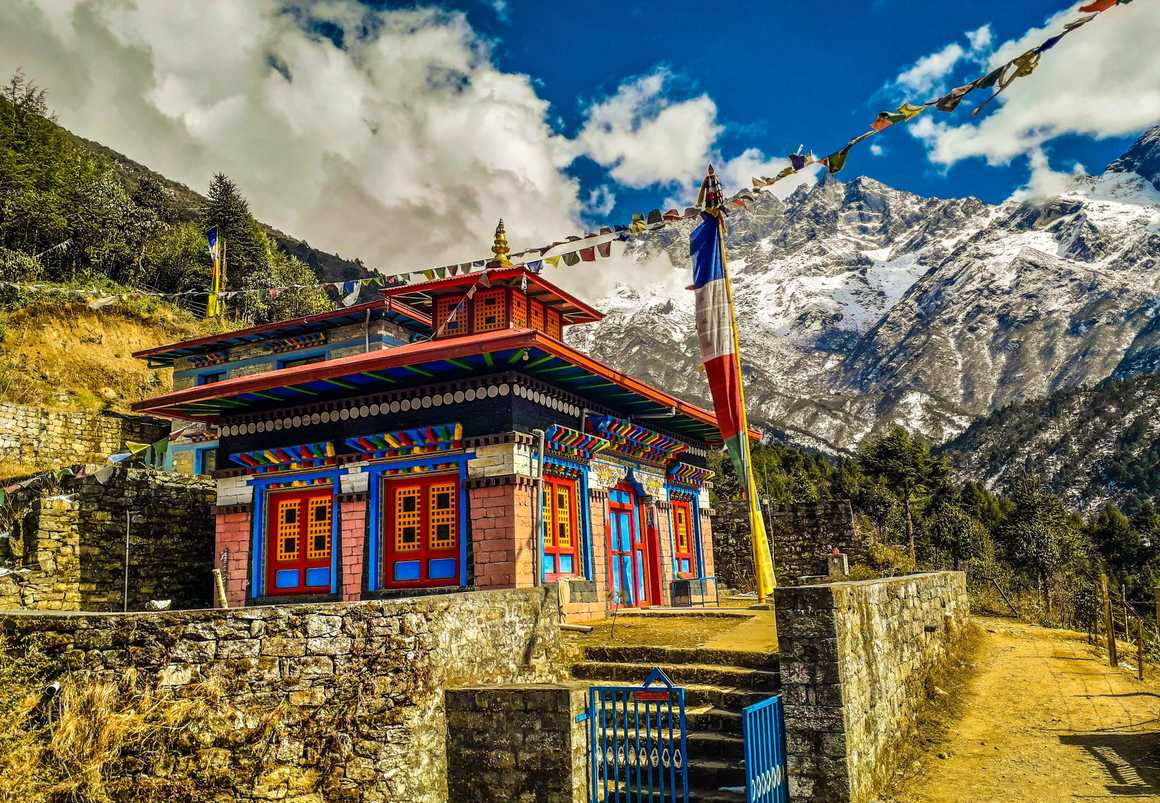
[691,164,777,605]
[716,216,773,603]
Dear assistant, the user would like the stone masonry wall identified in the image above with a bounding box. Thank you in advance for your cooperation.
[445,683,588,803]
[0,467,214,612]
[0,402,168,468]
[0,585,564,803]
[774,572,969,803]
[715,500,864,590]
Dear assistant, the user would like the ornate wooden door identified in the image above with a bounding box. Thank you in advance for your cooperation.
[382,474,460,589]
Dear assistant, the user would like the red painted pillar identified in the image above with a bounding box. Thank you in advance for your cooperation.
[215,508,251,608]
[339,496,367,601]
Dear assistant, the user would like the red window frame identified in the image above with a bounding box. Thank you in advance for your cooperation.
[542,475,580,580]
[510,290,528,327]
[264,486,334,596]
[382,474,460,589]
[670,498,696,578]
[473,287,508,333]
[435,294,468,338]
[545,307,562,340]
[529,298,545,333]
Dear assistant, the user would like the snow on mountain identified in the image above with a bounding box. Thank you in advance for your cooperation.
[568,126,1160,453]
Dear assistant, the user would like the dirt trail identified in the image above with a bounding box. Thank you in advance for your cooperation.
[893,617,1160,802]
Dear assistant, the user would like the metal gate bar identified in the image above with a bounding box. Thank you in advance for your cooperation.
[588,667,688,803]
[742,694,789,802]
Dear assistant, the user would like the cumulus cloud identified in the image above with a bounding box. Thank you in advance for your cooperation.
[0,0,804,305]
[869,142,885,157]
[584,185,616,217]
[911,5,1160,168]
[0,0,582,274]
[1008,148,1085,202]
[572,70,721,189]
[892,24,992,97]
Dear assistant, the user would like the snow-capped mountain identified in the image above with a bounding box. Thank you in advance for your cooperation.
[569,126,1160,453]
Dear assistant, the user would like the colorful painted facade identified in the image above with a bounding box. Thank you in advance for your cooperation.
[132,236,722,618]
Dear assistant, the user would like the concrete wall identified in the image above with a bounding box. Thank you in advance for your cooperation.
[0,467,215,611]
[715,500,864,590]
[445,683,588,803]
[0,402,168,469]
[774,572,969,803]
[0,585,564,803]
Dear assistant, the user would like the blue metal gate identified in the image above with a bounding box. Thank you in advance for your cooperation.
[588,668,689,803]
[742,694,790,802]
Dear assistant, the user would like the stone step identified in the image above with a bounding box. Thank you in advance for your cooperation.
[572,661,779,692]
[685,705,744,737]
[687,730,745,762]
[582,643,780,673]
[577,680,770,714]
[687,757,747,792]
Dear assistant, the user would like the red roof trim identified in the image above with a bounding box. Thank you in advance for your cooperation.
[129,328,751,440]
[383,267,604,324]
[131,298,432,360]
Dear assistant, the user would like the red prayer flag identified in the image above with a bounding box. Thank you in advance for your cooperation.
[579,247,596,262]
[1079,0,1117,10]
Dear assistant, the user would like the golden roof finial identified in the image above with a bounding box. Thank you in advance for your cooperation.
[489,218,511,268]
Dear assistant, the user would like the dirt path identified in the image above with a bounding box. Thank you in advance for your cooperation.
[892,617,1160,802]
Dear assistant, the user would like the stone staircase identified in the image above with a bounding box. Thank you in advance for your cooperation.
[571,643,780,802]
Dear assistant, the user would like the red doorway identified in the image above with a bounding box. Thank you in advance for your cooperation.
[606,483,659,608]
[382,474,460,589]
[265,486,334,595]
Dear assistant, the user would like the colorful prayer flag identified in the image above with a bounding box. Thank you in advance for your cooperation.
[1079,0,1118,11]
[689,195,775,602]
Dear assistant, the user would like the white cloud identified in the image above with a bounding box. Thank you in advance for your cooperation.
[869,142,885,157]
[891,23,993,98]
[584,185,616,217]
[966,24,993,54]
[0,1,581,275]
[1008,148,1085,202]
[911,5,1160,168]
[714,147,820,200]
[572,70,721,189]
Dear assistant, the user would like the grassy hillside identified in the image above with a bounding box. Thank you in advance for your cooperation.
[0,294,215,412]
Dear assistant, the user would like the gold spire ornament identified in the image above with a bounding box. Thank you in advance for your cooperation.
[488,219,511,268]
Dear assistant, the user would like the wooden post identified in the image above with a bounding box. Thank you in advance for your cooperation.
[1154,586,1159,634]
[212,568,229,610]
[1137,618,1145,681]
[1122,584,1130,638]
[1101,574,1118,668]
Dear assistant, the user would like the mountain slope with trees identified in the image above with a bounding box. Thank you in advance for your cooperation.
[943,373,1160,513]
[0,71,351,322]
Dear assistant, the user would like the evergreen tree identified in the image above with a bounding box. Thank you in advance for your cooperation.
[201,172,268,288]
[858,427,948,561]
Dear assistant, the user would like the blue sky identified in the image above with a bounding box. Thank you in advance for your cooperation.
[451,0,1142,219]
[3,0,1155,274]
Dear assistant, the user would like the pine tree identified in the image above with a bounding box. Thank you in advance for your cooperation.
[201,173,268,287]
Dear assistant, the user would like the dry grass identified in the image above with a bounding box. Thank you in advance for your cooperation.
[0,298,218,412]
[0,636,287,803]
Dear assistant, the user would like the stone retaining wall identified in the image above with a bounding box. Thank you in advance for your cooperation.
[714,500,865,590]
[445,683,587,803]
[0,402,168,469]
[0,467,214,611]
[0,585,563,802]
[774,572,969,802]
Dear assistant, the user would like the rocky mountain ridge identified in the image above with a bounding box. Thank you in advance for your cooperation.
[569,126,1160,453]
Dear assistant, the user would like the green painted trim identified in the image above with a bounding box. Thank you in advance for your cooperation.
[507,348,528,365]
[361,371,396,384]
[482,352,495,367]
[525,354,556,369]
[402,365,436,378]
[282,385,319,396]
[322,377,356,390]
[444,357,472,370]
